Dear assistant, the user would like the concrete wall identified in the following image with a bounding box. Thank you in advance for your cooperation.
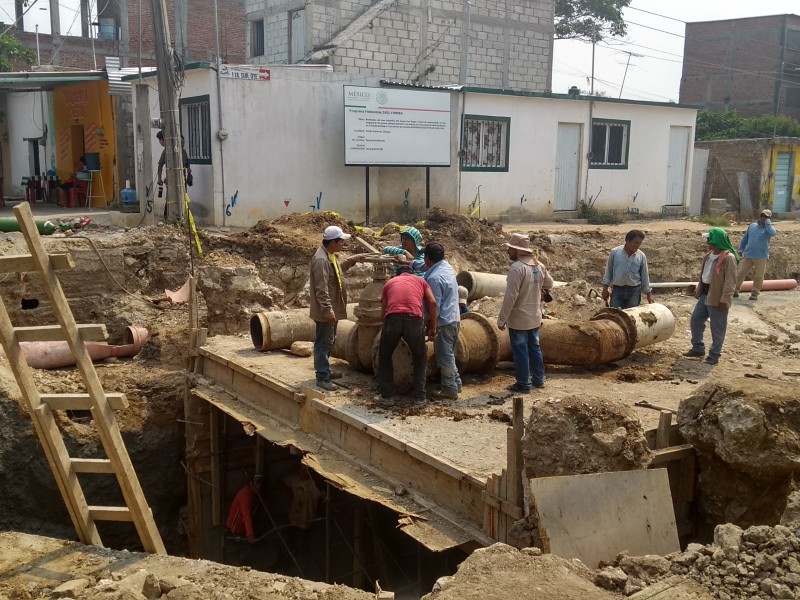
[246,0,554,92]
[5,92,52,198]
[460,93,698,219]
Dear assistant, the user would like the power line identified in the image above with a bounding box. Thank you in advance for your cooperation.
[625,5,686,24]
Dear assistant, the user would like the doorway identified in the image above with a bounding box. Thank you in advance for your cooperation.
[773,152,793,213]
[665,126,691,206]
[554,123,582,211]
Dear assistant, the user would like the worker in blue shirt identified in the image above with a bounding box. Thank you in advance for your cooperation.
[600,230,653,309]
[409,242,462,400]
[735,209,778,301]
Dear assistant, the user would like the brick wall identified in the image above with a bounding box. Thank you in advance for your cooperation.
[680,14,800,120]
[695,139,770,211]
[247,0,553,92]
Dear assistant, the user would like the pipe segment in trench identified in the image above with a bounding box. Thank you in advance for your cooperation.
[250,266,675,391]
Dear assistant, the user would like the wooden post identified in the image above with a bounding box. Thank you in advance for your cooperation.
[210,407,221,526]
[656,410,672,450]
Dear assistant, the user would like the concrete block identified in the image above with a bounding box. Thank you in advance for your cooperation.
[52,579,91,598]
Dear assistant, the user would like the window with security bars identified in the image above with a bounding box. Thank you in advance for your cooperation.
[251,20,265,57]
[461,116,510,171]
[590,119,630,169]
[180,96,212,165]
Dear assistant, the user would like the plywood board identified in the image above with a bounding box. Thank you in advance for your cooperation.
[529,469,679,569]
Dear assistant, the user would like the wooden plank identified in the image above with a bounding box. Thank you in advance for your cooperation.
[492,475,500,541]
[41,393,128,411]
[498,469,508,542]
[529,470,680,569]
[210,407,221,527]
[13,202,165,555]
[71,458,115,473]
[511,397,524,508]
[89,506,134,522]
[656,411,672,450]
[651,444,694,465]
[481,490,524,521]
[0,253,74,273]
[14,324,107,342]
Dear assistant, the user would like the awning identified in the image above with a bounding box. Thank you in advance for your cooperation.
[193,383,481,552]
[0,71,105,92]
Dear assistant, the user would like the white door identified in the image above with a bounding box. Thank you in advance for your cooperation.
[554,123,582,211]
[666,126,691,206]
[773,152,792,213]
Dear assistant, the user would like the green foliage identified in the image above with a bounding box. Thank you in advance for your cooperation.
[696,109,800,141]
[696,215,731,227]
[555,0,631,42]
[578,198,622,224]
[0,35,36,71]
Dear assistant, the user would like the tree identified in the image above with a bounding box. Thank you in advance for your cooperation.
[696,109,800,141]
[0,34,36,71]
[555,0,631,42]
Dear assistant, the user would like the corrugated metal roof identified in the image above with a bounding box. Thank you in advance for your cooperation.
[106,56,157,96]
[380,79,463,91]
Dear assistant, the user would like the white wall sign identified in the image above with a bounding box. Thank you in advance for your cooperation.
[343,86,451,167]
[220,66,270,81]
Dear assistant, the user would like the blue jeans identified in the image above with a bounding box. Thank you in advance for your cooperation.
[610,286,641,309]
[689,295,728,361]
[313,321,337,381]
[434,322,461,394]
[509,328,544,390]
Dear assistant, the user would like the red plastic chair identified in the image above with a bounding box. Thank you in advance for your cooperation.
[69,180,89,208]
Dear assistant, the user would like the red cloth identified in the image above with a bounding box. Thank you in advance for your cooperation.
[225,485,258,539]
[381,274,430,318]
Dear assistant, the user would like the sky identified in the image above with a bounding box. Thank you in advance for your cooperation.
[552,0,800,103]
[1,0,798,103]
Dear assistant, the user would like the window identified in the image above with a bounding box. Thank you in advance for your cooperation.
[180,95,212,164]
[590,119,630,169]
[251,19,265,57]
[289,9,306,63]
[460,115,510,171]
[787,29,800,51]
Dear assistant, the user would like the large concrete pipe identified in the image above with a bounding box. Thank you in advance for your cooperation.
[456,271,508,302]
[250,305,357,351]
[538,303,675,366]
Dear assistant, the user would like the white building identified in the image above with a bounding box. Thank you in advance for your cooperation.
[129,64,698,227]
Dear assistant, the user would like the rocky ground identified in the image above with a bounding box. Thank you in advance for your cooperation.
[0,209,799,598]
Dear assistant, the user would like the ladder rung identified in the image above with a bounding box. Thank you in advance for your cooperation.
[40,393,128,411]
[71,458,115,473]
[89,506,133,522]
[14,324,107,342]
[0,254,74,273]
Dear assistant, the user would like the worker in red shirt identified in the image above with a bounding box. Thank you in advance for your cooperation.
[377,265,438,405]
[226,474,264,546]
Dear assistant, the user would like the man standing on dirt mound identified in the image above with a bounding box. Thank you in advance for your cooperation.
[600,229,654,309]
[309,226,364,391]
[735,209,777,301]
[409,242,462,401]
[497,233,554,393]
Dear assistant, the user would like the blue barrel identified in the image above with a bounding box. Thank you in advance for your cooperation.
[120,183,139,213]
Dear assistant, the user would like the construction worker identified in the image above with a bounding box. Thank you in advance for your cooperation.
[735,209,777,301]
[601,229,654,309]
[225,474,264,564]
[382,226,425,275]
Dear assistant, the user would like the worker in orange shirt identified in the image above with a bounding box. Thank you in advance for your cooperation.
[225,474,264,564]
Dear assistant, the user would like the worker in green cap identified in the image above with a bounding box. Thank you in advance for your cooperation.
[685,227,738,365]
[382,226,425,276]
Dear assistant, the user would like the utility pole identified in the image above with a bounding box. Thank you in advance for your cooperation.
[618,51,641,99]
[150,0,185,222]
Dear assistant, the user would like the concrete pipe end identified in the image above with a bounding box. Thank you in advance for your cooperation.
[249,313,269,352]
[456,271,477,302]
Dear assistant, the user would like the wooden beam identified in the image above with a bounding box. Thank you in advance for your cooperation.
[41,393,128,411]
[651,444,695,465]
[15,324,107,342]
[656,411,672,450]
[210,407,221,527]
[89,506,134,521]
[71,458,115,473]
[0,253,74,273]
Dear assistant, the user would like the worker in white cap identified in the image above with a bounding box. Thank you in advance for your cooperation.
[735,209,777,301]
[309,226,365,390]
[458,285,469,315]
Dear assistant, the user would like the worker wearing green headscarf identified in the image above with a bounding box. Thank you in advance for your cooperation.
[685,227,738,365]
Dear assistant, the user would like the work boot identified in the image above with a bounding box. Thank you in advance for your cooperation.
[705,356,719,365]
[683,349,704,358]
[374,394,395,407]
[749,295,758,301]
[430,389,458,402]
[733,291,739,298]
[316,379,336,391]
[329,372,343,379]
[506,383,531,394]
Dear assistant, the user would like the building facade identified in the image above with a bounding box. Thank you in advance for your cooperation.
[680,14,800,120]
[245,0,554,92]
[130,66,697,228]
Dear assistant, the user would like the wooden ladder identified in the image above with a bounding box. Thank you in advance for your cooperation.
[0,203,165,554]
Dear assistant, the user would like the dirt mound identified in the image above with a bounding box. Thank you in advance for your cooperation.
[521,395,653,479]
[678,379,800,528]
[422,543,618,600]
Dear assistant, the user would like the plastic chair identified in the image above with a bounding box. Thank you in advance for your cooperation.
[70,181,89,208]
